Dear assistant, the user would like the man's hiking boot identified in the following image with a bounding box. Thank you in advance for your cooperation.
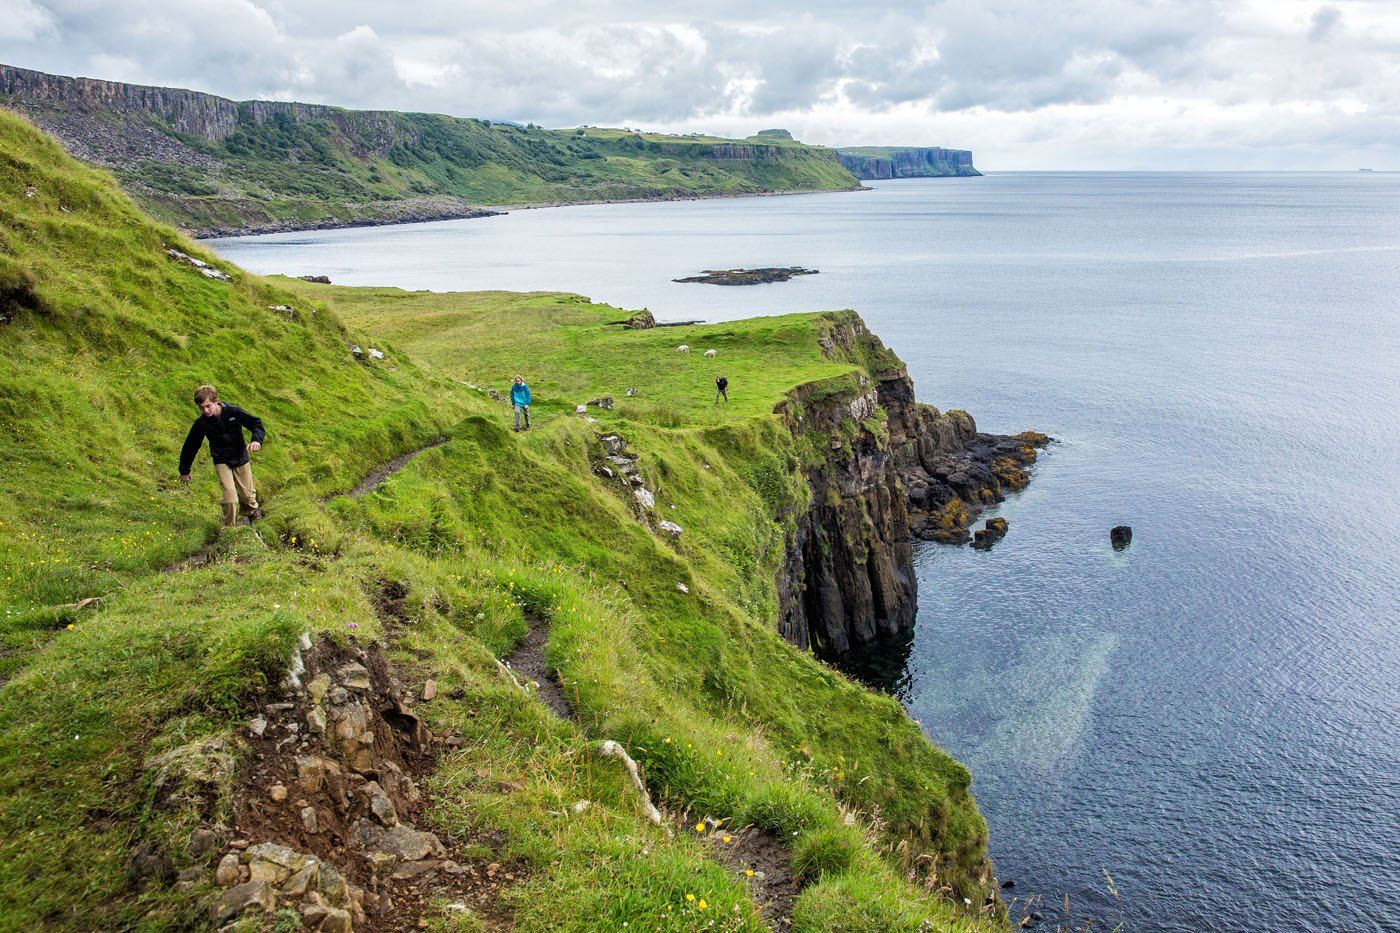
[249,507,263,521]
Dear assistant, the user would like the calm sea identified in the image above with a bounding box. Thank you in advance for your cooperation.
[211,173,1400,932]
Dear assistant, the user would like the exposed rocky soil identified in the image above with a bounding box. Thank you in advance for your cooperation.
[674,267,819,286]
[165,640,520,931]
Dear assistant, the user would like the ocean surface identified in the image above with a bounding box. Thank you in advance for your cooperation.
[211,173,1400,932]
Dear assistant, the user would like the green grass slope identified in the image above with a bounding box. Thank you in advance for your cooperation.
[0,109,1000,932]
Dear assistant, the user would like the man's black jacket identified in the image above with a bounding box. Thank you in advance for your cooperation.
[179,404,266,474]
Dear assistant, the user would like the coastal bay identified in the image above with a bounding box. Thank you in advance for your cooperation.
[214,171,1400,931]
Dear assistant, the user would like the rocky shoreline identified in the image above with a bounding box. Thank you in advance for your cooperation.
[194,185,866,239]
[774,316,1049,657]
[191,205,505,239]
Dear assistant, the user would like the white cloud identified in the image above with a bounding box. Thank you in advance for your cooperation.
[0,0,55,41]
[1,0,1398,168]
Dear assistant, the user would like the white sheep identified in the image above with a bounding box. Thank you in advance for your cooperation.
[676,344,690,353]
[703,349,717,358]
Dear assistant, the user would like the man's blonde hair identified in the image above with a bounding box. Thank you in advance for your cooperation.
[194,385,219,404]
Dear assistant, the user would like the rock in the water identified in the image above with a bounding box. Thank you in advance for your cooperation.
[674,267,818,286]
[971,516,1009,550]
[211,880,275,924]
[1111,525,1133,548]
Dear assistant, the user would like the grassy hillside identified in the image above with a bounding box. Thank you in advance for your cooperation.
[0,65,859,235]
[139,122,857,235]
[0,109,1000,931]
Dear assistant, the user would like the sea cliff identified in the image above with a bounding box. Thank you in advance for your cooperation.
[774,314,1042,656]
[838,146,982,178]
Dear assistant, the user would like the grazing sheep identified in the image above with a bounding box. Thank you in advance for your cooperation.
[676,344,690,353]
[703,349,717,358]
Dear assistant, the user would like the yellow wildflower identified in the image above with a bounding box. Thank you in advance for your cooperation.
[698,899,708,911]
[745,869,755,877]
[694,822,705,833]
[722,835,732,843]
[685,893,695,902]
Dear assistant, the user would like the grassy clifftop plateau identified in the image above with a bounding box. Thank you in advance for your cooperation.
[0,63,859,237]
[0,108,999,931]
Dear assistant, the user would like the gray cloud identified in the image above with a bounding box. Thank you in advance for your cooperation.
[1309,6,1343,41]
[1,0,1398,168]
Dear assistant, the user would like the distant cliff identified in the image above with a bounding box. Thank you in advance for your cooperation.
[0,63,860,236]
[837,146,981,179]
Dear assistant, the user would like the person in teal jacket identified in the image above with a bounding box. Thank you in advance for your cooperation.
[510,375,532,431]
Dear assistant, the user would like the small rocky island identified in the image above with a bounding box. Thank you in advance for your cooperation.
[674,267,818,286]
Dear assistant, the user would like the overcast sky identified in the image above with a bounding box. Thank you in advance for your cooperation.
[2,0,1397,169]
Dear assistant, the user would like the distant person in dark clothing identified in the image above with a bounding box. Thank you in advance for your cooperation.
[510,375,532,431]
[715,375,729,403]
[178,385,265,526]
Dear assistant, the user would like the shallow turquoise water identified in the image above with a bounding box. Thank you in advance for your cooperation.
[212,173,1400,931]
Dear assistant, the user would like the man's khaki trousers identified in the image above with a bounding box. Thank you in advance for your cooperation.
[214,462,259,526]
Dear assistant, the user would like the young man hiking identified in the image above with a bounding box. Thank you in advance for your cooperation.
[510,375,532,431]
[715,375,729,403]
[178,385,266,526]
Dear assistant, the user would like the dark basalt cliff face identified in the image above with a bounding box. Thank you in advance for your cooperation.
[774,316,1045,657]
[837,147,981,179]
[775,376,917,655]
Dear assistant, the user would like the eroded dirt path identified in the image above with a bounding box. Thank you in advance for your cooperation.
[502,612,574,720]
[504,610,801,929]
[346,437,448,499]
